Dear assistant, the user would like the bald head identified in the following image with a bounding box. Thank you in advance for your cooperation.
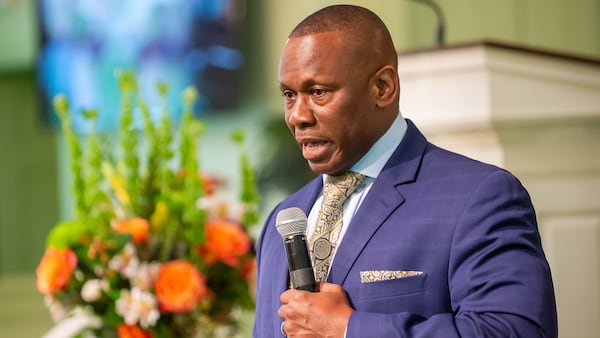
[289,5,398,68]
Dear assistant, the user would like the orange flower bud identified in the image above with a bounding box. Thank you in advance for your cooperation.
[200,174,219,195]
[242,258,257,299]
[154,260,206,313]
[117,323,152,338]
[113,218,150,244]
[200,220,251,267]
[241,258,257,280]
[36,247,77,294]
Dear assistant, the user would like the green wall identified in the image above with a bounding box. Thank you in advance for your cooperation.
[0,1,37,71]
[0,70,59,275]
[410,0,600,56]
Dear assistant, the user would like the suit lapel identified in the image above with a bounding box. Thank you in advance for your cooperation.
[328,174,405,284]
[328,120,428,285]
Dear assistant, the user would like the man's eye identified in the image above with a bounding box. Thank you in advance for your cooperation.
[312,88,327,96]
[282,90,295,99]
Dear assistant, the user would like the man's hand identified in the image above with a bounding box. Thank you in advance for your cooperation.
[278,282,353,337]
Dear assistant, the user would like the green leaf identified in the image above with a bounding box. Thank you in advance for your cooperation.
[46,221,90,248]
[81,108,98,120]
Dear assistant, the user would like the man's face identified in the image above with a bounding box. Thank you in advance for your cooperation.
[278,31,382,175]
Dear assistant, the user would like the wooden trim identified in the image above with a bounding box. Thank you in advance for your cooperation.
[398,40,600,67]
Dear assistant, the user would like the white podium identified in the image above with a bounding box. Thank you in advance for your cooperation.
[397,41,600,338]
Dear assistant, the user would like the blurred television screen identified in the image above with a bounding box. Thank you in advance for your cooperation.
[37,0,246,133]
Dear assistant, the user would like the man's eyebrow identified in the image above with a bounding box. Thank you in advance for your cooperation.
[279,78,323,91]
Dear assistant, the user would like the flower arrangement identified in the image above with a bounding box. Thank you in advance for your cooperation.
[36,71,259,338]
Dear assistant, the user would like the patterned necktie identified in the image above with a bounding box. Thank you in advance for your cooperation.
[309,171,367,282]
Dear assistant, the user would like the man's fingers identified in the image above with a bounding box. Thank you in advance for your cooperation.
[319,282,343,293]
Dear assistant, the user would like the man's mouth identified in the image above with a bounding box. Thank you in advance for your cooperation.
[300,140,329,161]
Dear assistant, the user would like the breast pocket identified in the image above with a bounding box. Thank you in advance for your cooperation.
[359,272,426,300]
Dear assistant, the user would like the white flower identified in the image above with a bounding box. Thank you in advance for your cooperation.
[115,287,160,328]
[93,265,105,276]
[42,307,102,338]
[121,256,140,279]
[109,243,139,279]
[81,279,108,302]
[44,295,68,321]
[116,289,138,325]
[197,193,230,220]
[137,292,160,328]
[130,262,160,290]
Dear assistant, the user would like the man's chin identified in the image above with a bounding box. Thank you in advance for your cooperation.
[306,161,327,175]
[307,161,346,176]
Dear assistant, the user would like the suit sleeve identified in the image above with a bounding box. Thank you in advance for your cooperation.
[346,170,558,338]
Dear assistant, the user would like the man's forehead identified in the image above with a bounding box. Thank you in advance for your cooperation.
[283,31,354,58]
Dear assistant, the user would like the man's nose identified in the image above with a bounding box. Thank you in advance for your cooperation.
[287,95,314,129]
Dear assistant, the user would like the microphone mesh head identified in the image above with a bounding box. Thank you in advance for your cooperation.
[276,207,307,237]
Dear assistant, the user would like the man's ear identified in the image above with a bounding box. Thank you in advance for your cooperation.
[371,65,399,108]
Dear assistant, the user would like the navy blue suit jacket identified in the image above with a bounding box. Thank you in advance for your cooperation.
[253,120,557,337]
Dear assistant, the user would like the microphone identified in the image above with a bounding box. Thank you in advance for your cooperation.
[276,207,316,292]
[408,0,446,46]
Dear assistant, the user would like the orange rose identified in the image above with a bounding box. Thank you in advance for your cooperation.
[200,220,251,267]
[36,247,77,294]
[117,324,152,338]
[154,260,206,313]
[113,217,149,244]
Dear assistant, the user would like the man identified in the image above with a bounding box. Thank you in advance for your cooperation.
[253,5,557,337]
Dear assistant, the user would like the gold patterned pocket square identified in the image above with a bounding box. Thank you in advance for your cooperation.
[360,270,424,283]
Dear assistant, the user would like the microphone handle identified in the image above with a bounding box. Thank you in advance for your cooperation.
[284,235,316,292]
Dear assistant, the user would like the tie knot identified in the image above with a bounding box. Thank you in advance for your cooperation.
[324,171,367,203]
